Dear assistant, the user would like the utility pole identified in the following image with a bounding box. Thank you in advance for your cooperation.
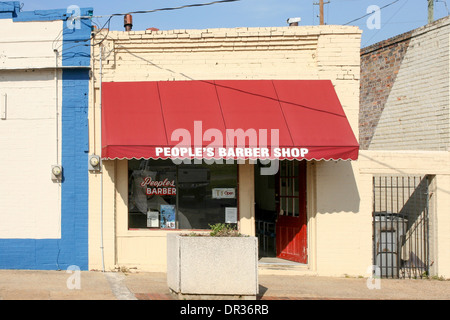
[314,0,330,25]
[319,0,324,25]
[428,0,434,24]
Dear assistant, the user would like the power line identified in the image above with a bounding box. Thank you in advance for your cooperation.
[80,0,241,19]
[436,0,450,15]
[343,0,400,26]
[55,0,242,58]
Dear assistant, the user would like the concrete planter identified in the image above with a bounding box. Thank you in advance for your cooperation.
[167,233,259,299]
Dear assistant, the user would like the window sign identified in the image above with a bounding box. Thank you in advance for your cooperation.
[160,205,176,229]
[147,211,159,228]
[225,207,238,224]
[141,177,177,196]
[212,188,236,199]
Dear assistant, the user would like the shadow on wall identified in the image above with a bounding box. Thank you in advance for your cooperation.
[0,69,57,82]
[315,161,360,214]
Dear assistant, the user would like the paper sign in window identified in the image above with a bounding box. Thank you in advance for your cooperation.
[147,211,159,228]
[225,207,238,224]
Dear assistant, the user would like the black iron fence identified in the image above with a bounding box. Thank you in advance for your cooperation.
[373,175,430,279]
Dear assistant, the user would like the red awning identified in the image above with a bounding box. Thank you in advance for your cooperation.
[101,80,359,161]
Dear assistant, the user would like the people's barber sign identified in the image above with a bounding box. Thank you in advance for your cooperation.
[141,177,176,195]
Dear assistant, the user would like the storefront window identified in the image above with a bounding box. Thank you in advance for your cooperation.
[128,159,238,230]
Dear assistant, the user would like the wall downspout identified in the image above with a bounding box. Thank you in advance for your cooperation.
[54,48,62,261]
[54,49,59,166]
[99,45,105,272]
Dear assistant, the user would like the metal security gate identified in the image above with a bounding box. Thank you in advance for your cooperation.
[372,175,430,279]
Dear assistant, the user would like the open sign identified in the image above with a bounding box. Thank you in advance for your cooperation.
[212,188,236,199]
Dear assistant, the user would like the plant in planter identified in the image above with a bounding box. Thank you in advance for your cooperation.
[185,223,244,237]
[167,223,259,300]
[209,223,243,237]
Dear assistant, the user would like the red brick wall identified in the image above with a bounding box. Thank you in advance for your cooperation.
[359,31,412,150]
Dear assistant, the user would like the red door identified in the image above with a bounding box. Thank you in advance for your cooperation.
[275,161,307,263]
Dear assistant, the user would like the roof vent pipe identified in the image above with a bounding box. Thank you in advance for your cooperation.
[124,14,133,31]
[287,17,301,26]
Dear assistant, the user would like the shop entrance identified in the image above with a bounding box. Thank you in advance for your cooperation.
[255,160,307,264]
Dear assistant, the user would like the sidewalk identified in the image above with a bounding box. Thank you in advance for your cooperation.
[0,270,449,300]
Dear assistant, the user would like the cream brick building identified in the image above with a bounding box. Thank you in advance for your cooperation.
[88,22,450,279]
[89,25,369,276]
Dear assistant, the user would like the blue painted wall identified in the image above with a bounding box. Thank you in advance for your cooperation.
[0,2,92,270]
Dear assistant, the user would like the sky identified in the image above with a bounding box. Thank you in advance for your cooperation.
[17,0,450,47]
